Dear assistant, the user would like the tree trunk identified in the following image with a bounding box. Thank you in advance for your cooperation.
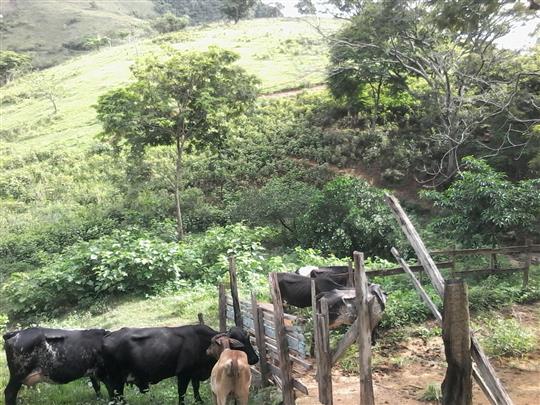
[174,133,185,241]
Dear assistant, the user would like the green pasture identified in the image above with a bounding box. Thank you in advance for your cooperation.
[0,17,340,157]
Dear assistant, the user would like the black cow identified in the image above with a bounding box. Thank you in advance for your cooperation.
[100,324,258,405]
[317,285,387,330]
[296,265,350,287]
[277,272,347,308]
[3,327,108,405]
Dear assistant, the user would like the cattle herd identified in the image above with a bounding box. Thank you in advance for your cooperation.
[3,266,386,405]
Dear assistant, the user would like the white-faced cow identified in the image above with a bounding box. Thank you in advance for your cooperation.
[100,324,258,405]
[3,327,108,405]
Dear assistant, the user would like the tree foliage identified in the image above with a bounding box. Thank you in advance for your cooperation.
[0,50,31,85]
[222,0,257,23]
[152,12,190,34]
[327,0,540,184]
[422,157,540,247]
[96,47,259,239]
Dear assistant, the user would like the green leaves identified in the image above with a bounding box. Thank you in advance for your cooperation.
[422,157,540,246]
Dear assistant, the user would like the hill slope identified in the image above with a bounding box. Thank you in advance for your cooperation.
[0,0,158,67]
[0,17,341,156]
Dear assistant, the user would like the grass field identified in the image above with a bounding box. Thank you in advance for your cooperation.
[0,0,157,68]
[0,17,340,157]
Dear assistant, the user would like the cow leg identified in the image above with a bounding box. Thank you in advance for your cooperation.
[177,374,190,405]
[90,376,101,398]
[192,378,203,403]
[4,378,22,405]
[211,391,218,405]
[106,378,125,404]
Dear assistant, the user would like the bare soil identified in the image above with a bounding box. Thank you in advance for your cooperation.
[296,303,540,405]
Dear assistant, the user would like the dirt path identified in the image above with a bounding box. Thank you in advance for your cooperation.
[296,303,540,404]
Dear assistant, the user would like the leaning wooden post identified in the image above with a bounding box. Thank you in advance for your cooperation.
[269,272,295,405]
[251,292,270,387]
[317,297,333,405]
[442,279,473,405]
[354,251,375,405]
[218,283,227,332]
[523,239,531,288]
[228,256,243,328]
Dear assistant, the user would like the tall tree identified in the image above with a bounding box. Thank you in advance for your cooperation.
[96,47,259,240]
[327,0,539,185]
[222,0,256,23]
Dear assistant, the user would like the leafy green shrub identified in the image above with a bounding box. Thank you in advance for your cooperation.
[152,12,189,33]
[481,318,536,358]
[299,176,401,258]
[379,289,440,329]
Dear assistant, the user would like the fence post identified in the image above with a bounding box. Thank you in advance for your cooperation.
[197,313,204,325]
[347,261,354,287]
[442,279,473,405]
[317,297,333,405]
[228,256,243,328]
[523,239,531,289]
[311,279,319,366]
[451,245,457,278]
[354,251,375,405]
[218,283,227,332]
[251,292,270,387]
[269,272,295,405]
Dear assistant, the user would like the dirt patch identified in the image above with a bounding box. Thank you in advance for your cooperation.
[297,303,540,404]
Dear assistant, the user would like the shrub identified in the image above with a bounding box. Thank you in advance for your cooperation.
[421,383,442,402]
[481,317,536,358]
[152,12,189,33]
[298,176,401,258]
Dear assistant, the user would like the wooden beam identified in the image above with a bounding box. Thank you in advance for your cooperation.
[354,252,375,405]
[228,256,243,328]
[442,280,473,405]
[385,194,445,296]
[331,318,359,366]
[218,283,227,332]
[316,297,333,405]
[251,292,270,387]
[431,244,540,256]
[269,272,296,405]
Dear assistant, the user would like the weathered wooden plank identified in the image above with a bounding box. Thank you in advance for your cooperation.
[331,318,358,366]
[385,194,445,296]
[270,272,296,405]
[252,292,271,387]
[219,284,227,332]
[431,244,540,256]
[391,248,441,323]
[442,280,472,405]
[453,267,526,277]
[228,256,243,328]
[354,252,375,405]
[317,298,333,405]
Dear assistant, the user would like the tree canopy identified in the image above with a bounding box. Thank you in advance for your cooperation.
[96,47,259,239]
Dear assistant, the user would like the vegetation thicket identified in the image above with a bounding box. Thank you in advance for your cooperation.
[0,3,539,403]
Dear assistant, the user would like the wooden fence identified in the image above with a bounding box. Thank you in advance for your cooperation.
[218,285,311,398]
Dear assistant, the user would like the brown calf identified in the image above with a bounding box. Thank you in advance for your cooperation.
[207,335,252,405]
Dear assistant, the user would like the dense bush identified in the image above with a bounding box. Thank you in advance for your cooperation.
[299,176,400,258]
[151,12,190,33]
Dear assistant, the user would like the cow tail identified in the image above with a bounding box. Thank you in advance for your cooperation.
[225,358,239,377]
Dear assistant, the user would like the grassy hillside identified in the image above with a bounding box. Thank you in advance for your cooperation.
[0,0,157,67]
[0,17,341,156]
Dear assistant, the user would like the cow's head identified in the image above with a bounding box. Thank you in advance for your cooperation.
[206,327,259,365]
[227,327,259,365]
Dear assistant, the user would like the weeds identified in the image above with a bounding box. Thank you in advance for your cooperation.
[480,317,536,358]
